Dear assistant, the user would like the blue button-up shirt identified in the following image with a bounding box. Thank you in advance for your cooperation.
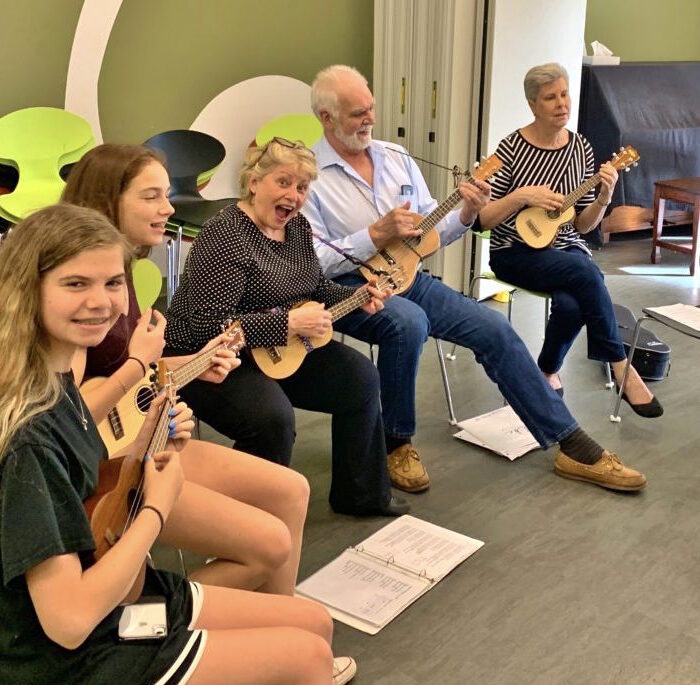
[303,137,472,278]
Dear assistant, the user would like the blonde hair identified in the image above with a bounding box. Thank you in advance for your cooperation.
[523,63,569,102]
[238,140,318,202]
[311,64,368,118]
[0,204,132,461]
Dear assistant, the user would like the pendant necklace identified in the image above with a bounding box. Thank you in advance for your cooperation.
[64,389,89,431]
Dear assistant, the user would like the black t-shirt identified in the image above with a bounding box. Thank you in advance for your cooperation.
[0,376,194,684]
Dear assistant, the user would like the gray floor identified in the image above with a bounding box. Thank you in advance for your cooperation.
[168,229,700,685]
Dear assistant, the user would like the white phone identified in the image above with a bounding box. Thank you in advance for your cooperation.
[118,597,168,641]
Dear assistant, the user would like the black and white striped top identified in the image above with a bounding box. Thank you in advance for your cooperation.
[489,130,595,254]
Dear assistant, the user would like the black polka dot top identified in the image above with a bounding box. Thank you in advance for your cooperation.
[165,204,356,352]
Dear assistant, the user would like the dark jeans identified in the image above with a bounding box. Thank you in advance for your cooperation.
[171,340,391,514]
[489,244,626,373]
[333,271,578,449]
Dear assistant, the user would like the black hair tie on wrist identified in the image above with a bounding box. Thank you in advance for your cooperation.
[127,356,147,376]
[141,504,165,535]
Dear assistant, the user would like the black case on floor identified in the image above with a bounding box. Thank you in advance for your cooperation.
[614,303,671,381]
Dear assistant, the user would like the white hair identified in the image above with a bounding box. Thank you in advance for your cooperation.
[310,64,368,119]
[523,63,569,102]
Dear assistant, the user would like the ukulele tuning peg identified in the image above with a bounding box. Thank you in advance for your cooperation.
[149,372,157,382]
[149,362,157,370]
[624,167,631,172]
[473,161,480,168]
[619,146,625,151]
[612,152,618,158]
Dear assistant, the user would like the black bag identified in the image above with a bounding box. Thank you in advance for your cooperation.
[613,303,671,381]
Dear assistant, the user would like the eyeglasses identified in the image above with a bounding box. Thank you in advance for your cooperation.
[255,136,316,162]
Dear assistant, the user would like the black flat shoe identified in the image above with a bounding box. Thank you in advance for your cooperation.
[333,495,410,518]
[376,496,410,517]
[555,387,564,398]
[616,384,664,418]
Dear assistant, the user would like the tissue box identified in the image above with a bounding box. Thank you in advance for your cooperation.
[582,55,620,65]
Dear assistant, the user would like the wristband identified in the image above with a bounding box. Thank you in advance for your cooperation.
[596,195,611,207]
[141,504,165,535]
[127,356,147,376]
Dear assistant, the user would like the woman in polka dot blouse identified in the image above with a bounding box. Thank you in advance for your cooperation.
[166,139,409,517]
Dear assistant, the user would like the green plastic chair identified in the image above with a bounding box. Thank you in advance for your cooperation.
[0,107,95,222]
[255,113,323,148]
[132,258,163,311]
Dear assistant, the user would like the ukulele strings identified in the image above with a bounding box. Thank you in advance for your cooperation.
[121,397,173,536]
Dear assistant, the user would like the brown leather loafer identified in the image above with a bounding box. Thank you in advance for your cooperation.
[387,444,430,492]
[554,450,646,491]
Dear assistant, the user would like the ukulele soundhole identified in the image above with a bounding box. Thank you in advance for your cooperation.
[135,386,156,415]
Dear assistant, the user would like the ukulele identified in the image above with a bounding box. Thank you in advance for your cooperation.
[515,146,640,249]
[84,360,175,565]
[358,154,503,294]
[251,271,405,379]
[81,321,245,456]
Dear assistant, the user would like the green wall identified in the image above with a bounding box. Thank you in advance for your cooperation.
[0,0,373,141]
[0,0,84,115]
[585,0,700,61]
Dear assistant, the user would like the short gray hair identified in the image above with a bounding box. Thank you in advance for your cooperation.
[523,63,569,102]
[310,65,368,119]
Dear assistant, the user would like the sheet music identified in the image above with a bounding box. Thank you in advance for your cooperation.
[295,516,484,633]
[358,515,483,579]
[644,303,700,335]
[454,405,539,460]
[296,551,427,628]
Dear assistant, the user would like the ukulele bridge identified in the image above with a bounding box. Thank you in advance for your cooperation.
[264,347,283,364]
[526,219,542,237]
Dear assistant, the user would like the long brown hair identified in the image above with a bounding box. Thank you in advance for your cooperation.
[0,204,132,460]
[62,143,166,256]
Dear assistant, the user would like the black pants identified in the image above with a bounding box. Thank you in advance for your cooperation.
[173,340,391,514]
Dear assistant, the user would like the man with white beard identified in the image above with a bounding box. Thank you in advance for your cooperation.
[302,64,646,496]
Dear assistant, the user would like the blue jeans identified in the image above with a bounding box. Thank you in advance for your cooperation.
[489,244,626,374]
[334,270,578,448]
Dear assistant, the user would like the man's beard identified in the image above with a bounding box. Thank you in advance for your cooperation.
[334,124,373,152]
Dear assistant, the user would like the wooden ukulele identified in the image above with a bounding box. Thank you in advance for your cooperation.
[84,361,175,561]
[515,145,640,249]
[251,271,405,379]
[358,154,503,294]
[81,321,245,456]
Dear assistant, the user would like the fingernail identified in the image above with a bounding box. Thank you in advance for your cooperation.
[144,452,150,462]
[168,419,175,428]
[168,408,177,416]
[169,428,175,437]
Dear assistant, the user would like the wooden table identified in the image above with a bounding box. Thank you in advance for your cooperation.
[651,177,700,275]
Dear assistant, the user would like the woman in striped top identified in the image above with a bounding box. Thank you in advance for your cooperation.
[480,63,662,418]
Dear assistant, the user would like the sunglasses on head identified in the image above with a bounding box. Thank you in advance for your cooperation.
[255,136,315,162]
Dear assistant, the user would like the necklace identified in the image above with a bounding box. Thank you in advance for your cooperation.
[64,389,88,431]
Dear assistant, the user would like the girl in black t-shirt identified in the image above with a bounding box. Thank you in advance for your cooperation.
[0,205,339,684]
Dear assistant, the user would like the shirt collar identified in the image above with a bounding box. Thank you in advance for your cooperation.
[314,136,388,186]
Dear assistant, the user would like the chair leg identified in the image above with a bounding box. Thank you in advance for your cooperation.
[604,362,614,389]
[610,315,650,422]
[166,239,175,306]
[176,547,187,576]
[193,416,201,440]
[446,344,458,361]
[369,343,376,365]
[435,339,458,425]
